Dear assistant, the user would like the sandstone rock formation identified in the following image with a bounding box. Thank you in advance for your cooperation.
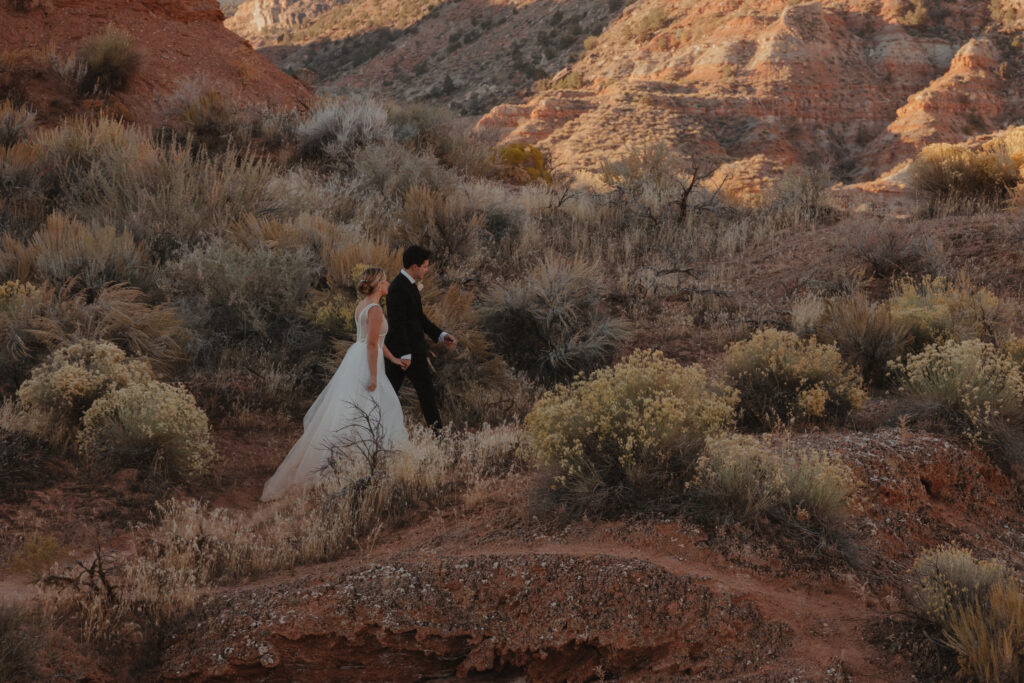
[222,0,1024,186]
[0,0,309,127]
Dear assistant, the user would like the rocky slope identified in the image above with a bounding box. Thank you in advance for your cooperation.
[224,0,1024,184]
[0,0,309,127]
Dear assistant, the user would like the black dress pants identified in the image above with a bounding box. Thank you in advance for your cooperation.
[385,355,442,430]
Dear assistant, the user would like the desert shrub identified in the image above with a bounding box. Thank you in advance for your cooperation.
[79,25,142,94]
[689,435,788,520]
[849,221,947,279]
[16,339,153,442]
[756,164,834,231]
[79,380,216,479]
[526,349,737,513]
[689,435,855,527]
[912,545,1012,624]
[895,339,1024,440]
[0,603,38,683]
[909,142,1020,209]
[31,118,276,258]
[9,533,65,576]
[173,88,239,150]
[297,97,392,163]
[0,281,57,392]
[943,581,1024,683]
[17,212,152,293]
[159,240,321,363]
[347,140,456,205]
[492,143,552,185]
[724,329,866,430]
[480,256,629,383]
[386,101,494,178]
[54,284,186,372]
[394,184,487,280]
[420,284,536,427]
[911,545,1024,681]
[0,99,36,147]
[815,293,911,386]
[310,294,357,338]
[889,276,1008,350]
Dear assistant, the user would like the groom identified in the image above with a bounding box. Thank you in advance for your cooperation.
[385,245,456,430]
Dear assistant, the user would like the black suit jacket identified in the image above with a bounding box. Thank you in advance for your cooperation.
[384,275,443,359]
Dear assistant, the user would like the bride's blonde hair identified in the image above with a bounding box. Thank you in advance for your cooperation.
[357,267,386,296]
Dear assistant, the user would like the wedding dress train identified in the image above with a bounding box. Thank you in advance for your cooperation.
[260,302,408,501]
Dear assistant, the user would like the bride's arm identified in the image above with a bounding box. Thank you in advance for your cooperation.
[366,306,384,391]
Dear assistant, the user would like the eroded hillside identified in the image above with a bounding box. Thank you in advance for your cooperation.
[225,0,1024,185]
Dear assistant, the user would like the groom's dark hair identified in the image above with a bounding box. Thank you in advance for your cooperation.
[403,245,432,268]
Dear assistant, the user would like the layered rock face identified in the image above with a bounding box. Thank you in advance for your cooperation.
[477,0,1022,182]
[225,0,332,40]
[0,0,309,127]
[223,0,1024,185]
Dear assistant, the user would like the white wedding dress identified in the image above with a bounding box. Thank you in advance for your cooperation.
[260,302,409,502]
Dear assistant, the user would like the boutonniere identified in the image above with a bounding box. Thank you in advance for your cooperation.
[416,282,424,292]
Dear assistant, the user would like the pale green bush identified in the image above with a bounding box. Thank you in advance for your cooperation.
[297,98,392,163]
[724,329,866,430]
[690,435,855,527]
[526,349,737,513]
[889,276,1007,350]
[910,545,1024,681]
[895,339,1024,439]
[17,339,152,440]
[78,380,216,479]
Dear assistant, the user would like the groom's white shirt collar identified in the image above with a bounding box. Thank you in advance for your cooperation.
[400,269,416,284]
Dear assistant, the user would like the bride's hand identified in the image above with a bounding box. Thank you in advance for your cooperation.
[368,378,377,392]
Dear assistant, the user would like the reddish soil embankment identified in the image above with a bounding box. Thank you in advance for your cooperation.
[0,0,309,127]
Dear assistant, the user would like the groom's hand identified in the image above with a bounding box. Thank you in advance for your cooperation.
[442,332,457,347]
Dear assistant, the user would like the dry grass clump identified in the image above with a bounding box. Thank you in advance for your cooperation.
[322,236,402,291]
[480,256,629,383]
[849,221,947,279]
[689,435,855,529]
[9,212,152,293]
[894,339,1024,444]
[724,329,866,430]
[44,427,518,645]
[0,603,39,683]
[16,339,153,445]
[526,349,737,514]
[79,25,142,94]
[889,276,1008,350]
[909,142,1020,212]
[21,118,276,257]
[78,380,217,479]
[815,293,911,387]
[0,280,57,392]
[911,545,1024,682]
[0,99,36,147]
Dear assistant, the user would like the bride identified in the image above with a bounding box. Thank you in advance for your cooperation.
[260,267,410,502]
